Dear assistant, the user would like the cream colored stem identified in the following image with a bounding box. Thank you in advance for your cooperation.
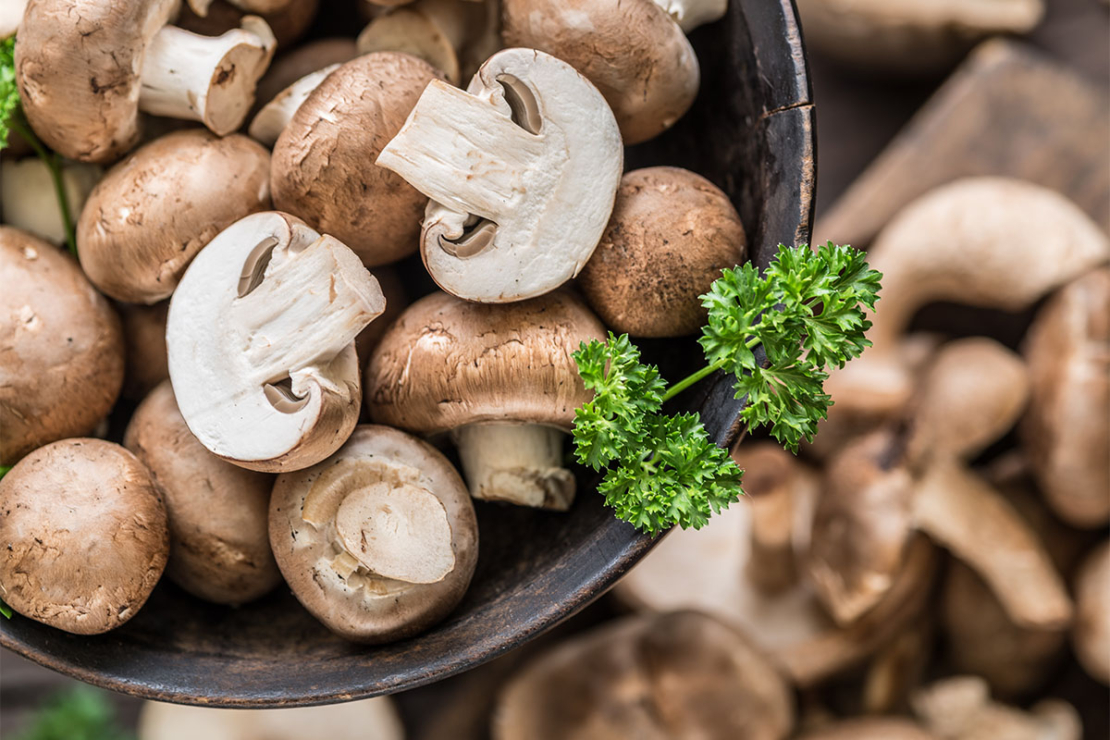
[652,0,728,32]
[746,486,797,593]
[454,422,575,510]
[249,65,340,146]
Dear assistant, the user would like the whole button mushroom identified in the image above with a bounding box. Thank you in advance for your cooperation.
[378,48,623,303]
[272,52,443,268]
[0,227,124,466]
[269,425,478,642]
[77,130,272,305]
[366,291,607,510]
[578,167,748,337]
[167,212,386,473]
[16,0,277,163]
[125,381,282,606]
[1073,540,1109,684]
[0,439,169,635]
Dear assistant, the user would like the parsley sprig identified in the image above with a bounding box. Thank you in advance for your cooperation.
[572,243,881,534]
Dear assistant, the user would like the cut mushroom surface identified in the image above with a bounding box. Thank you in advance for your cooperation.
[166,211,385,473]
[0,439,169,634]
[377,47,623,303]
[269,425,478,642]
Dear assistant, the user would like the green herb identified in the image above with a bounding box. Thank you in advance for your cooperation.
[1,37,18,150]
[13,687,133,740]
[0,597,11,619]
[572,243,881,534]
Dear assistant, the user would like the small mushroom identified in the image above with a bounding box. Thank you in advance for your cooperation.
[138,695,403,740]
[1021,268,1110,528]
[272,52,443,268]
[378,48,623,303]
[501,0,700,145]
[0,157,100,246]
[912,676,1081,740]
[1073,540,1110,684]
[493,611,794,740]
[118,301,170,401]
[269,424,478,642]
[77,129,272,304]
[578,167,747,337]
[0,439,169,634]
[365,290,606,510]
[16,0,277,163]
[0,227,124,465]
[166,211,386,473]
[177,0,320,48]
[125,381,282,605]
[798,719,938,740]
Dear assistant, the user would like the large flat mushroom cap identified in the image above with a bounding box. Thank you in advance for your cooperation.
[16,0,179,163]
[0,227,124,465]
[271,52,442,267]
[365,290,605,435]
[0,439,169,635]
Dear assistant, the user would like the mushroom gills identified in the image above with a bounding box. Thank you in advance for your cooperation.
[439,215,498,258]
[453,422,575,510]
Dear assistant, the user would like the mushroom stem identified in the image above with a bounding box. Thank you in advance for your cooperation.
[248,64,340,146]
[139,18,276,136]
[453,422,575,510]
[652,0,728,32]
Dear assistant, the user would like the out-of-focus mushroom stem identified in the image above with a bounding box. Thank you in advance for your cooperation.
[454,422,575,511]
[249,64,340,146]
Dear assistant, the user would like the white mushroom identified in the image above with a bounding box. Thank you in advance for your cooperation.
[377,47,623,303]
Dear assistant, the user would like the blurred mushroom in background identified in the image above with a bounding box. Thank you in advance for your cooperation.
[911,676,1081,740]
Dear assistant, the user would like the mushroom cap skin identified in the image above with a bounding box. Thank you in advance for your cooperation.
[0,439,169,635]
[118,300,170,401]
[77,129,272,305]
[269,424,479,643]
[366,290,606,435]
[1073,540,1110,684]
[125,381,282,606]
[0,227,124,466]
[502,0,699,145]
[493,611,794,740]
[1021,268,1110,528]
[272,52,442,268]
[15,0,180,163]
[252,38,359,115]
[578,167,747,338]
[798,719,938,740]
[177,0,321,48]
[167,211,386,473]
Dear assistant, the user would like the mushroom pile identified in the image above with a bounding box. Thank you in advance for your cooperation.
[0,0,748,644]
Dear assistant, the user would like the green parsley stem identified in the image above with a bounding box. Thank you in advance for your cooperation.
[11,111,77,257]
[660,337,762,403]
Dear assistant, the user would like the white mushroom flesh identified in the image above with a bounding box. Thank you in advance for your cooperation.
[0,159,101,245]
[0,0,27,39]
[653,0,728,32]
[249,64,342,146]
[453,422,575,510]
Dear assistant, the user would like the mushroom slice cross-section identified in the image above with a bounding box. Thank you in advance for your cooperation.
[167,212,385,473]
[377,48,623,303]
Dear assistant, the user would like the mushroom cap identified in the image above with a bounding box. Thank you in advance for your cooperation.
[0,227,124,465]
[125,381,282,605]
[798,719,937,740]
[119,300,170,400]
[1021,268,1110,528]
[578,167,747,337]
[178,0,321,48]
[493,611,794,740]
[272,52,442,267]
[1073,540,1110,684]
[0,439,169,634]
[253,38,359,114]
[269,424,478,642]
[167,211,385,473]
[357,7,461,84]
[15,0,180,163]
[502,0,699,145]
[137,695,403,740]
[366,290,606,435]
[77,129,272,304]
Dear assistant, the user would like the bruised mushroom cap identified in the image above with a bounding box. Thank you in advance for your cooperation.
[798,719,938,740]
[1021,268,1110,528]
[502,0,698,145]
[1073,540,1110,684]
[167,211,386,473]
[0,227,124,465]
[137,695,403,740]
[125,381,282,605]
[77,130,272,305]
[493,611,794,740]
[119,301,170,400]
[0,439,169,634]
[272,52,442,268]
[269,424,478,642]
[378,47,623,303]
[366,290,605,435]
[578,167,747,338]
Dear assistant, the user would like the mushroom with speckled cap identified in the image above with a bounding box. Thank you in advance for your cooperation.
[0,439,169,634]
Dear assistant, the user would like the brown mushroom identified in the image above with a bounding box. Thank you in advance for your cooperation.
[912,676,1081,740]
[0,227,124,466]
[269,424,478,642]
[578,167,748,337]
[798,719,938,740]
[125,381,282,605]
[177,0,320,48]
[118,301,170,401]
[77,130,272,304]
[272,52,443,268]
[365,290,606,510]
[0,439,169,634]
[1073,540,1110,684]
[493,611,794,740]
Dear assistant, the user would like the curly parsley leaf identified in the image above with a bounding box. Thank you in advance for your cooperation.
[1,36,18,150]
